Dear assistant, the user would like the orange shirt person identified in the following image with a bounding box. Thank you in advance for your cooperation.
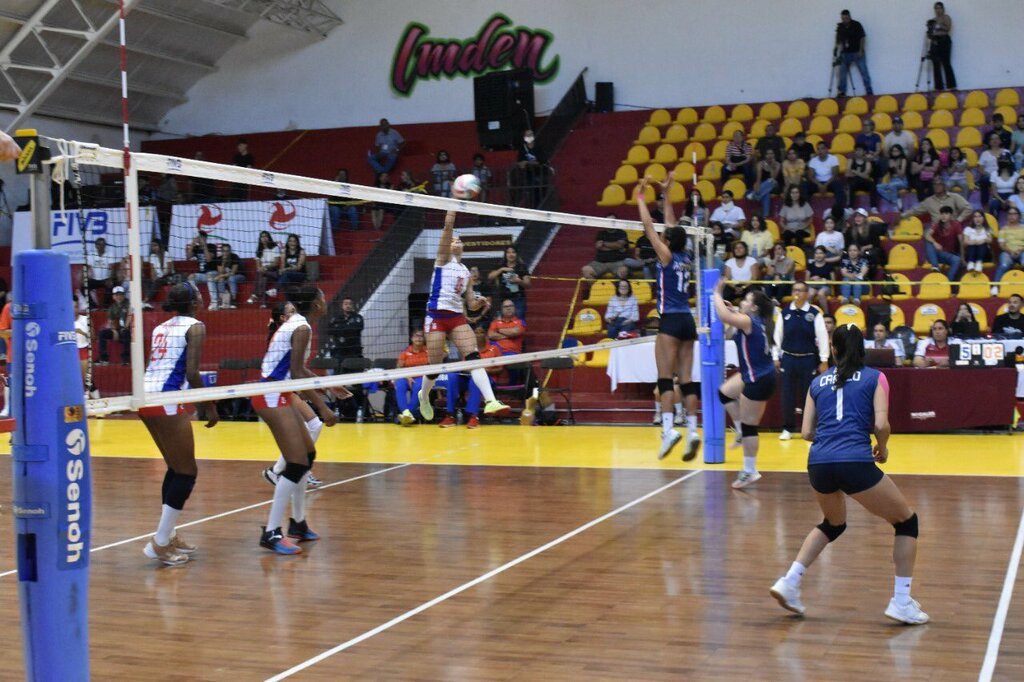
[488,299,526,355]
[396,329,430,425]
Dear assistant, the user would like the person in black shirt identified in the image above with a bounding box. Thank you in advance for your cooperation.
[210,242,245,310]
[789,132,815,163]
[231,138,254,201]
[328,297,365,359]
[993,294,1024,337]
[581,228,643,280]
[187,232,219,309]
[834,10,873,97]
[488,246,531,321]
[634,233,658,281]
[513,129,548,207]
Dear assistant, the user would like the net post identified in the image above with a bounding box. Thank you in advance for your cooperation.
[123,158,146,407]
[29,163,51,250]
[700,268,725,463]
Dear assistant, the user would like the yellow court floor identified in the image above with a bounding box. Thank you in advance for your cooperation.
[5,419,1024,477]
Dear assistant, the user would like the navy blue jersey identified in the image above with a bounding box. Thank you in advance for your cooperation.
[657,252,692,314]
[736,314,774,382]
[808,366,881,465]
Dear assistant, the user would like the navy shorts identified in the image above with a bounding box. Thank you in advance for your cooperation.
[808,461,885,495]
[658,312,697,342]
[741,372,776,401]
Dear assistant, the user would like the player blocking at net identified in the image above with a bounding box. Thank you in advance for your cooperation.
[417,210,510,421]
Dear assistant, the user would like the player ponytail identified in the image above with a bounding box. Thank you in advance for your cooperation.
[749,289,776,347]
[267,301,290,341]
[285,285,321,316]
[833,323,866,388]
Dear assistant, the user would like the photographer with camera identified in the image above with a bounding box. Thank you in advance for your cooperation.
[834,10,873,98]
[928,2,956,90]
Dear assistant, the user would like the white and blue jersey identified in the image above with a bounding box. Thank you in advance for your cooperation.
[736,314,774,383]
[808,366,881,465]
[144,316,201,393]
[657,252,692,315]
[428,259,470,313]
[261,313,310,381]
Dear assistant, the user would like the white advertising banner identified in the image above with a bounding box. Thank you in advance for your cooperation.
[12,206,157,264]
[168,198,333,260]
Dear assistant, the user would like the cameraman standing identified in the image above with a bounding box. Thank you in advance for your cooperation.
[835,10,873,97]
[929,2,956,90]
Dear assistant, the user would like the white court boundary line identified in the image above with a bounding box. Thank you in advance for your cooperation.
[265,469,704,681]
[979,506,1024,682]
[0,463,412,579]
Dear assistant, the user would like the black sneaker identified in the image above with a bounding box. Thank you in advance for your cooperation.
[260,526,301,554]
[287,518,320,542]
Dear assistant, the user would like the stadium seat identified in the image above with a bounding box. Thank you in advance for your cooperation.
[995,106,1019,124]
[666,182,686,204]
[700,160,723,181]
[805,133,824,148]
[808,116,834,135]
[703,105,726,124]
[963,90,989,109]
[683,141,707,162]
[694,180,716,204]
[999,270,1024,298]
[584,280,616,305]
[758,102,782,121]
[623,145,651,165]
[873,95,899,114]
[886,273,912,300]
[927,110,954,128]
[568,308,604,337]
[954,127,982,149]
[624,183,655,206]
[676,107,699,125]
[900,111,924,129]
[647,109,672,127]
[583,342,613,368]
[995,88,1021,108]
[778,117,803,137]
[834,304,865,329]
[925,128,950,150]
[611,165,639,186]
[765,219,780,241]
[692,122,717,142]
[968,302,988,333]
[722,178,746,198]
[786,100,811,119]
[672,161,696,180]
[643,163,668,183]
[814,99,839,117]
[843,96,869,116]
[730,103,754,122]
[836,115,862,134]
[985,212,1000,235]
[870,112,893,133]
[933,92,959,111]
[652,143,678,164]
[634,126,661,145]
[830,133,855,155]
[720,121,745,140]
[903,93,928,112]
[912,303,946,334]
[750,119,770,137]
[963,147,979,168]
[887,304,907,329]
[886,244,919,270]
[997,303,1010,316]
[786,245,806,271]
[917,272,951,300]
[597,184,626,207]
[709,140,730,161]
[630,280,653,304]
[664,124,689,143]
[891,217,923,241]
[958,108,986,127]
[958,271,991,300]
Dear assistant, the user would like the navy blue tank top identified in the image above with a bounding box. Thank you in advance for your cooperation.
[808,366,881,465]
[657,252,692,315]
[736,314,774,382]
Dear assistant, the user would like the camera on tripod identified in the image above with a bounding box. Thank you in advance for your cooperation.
[926,19,937,39]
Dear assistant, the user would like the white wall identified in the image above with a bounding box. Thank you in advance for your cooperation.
[161,0,1024,136]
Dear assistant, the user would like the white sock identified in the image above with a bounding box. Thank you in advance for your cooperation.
[272,455,286,475]
[661,412,674,435]
[291,473,308,523]
[419,375,437,401]
[784,561,806,586]
[305,416,323,443]
[743,455,757,473]
[155,504,181,546]
[267,476,298,532]
[686,415,697,435]
[654,400,661,414]
[470,367,497,403]
[674,402,683,416]
[894,576,913,605]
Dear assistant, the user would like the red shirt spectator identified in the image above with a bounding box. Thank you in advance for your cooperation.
[488,299,526,354]
[927,214,962,252]
[398,330,429,368]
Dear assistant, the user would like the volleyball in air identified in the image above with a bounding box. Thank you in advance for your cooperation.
[452,173,481,199]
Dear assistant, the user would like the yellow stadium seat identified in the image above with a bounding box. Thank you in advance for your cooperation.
[892,217,923,241]
[958,271,991,300]
[834,304,866,329]
[887,304,907,329]
[664,124,688,143]
[844,97,869,116]
[903,93,928,112]
[625,228,643,245]
[786,245,806,271]
[672,161,696,180]
[874,95,899,114]
[834,154,848,173]
[750,119,770,137]
[932,92,959,111]
[583,343,613,368]
[643,163,668,183]
[836,114,863,134]
[676,107,699,125]
[831,133,855,155]
[647,109,672,127]
[666,182,686,204]
[985,212,999,236]
[958,108,986,127]
[624,183,655,206]
[622,145,650,165]
[730,104,754,122]
[954,127,982,149]
[963,147,978,168]
[912,303,945,334]
[778,117,803,137]
[808,116,834,135]
[758,102,782,120]
[765,219,780,241]
[814,99,839,117]
[995,106,1019,124]
[634,126,661,145]
[694,179,716,204]
[999,269,1024,298]
[927,110,954,128]
[995,89,1021,108]
[720,121,745,140]
[583,280,616,306]
[722,177,747,198]
[568,308,604,337]
[786,100,811,119]
[703,105,726,124]
[963,90,990,109]
[997,303,1010,316]
[886,243,919,270]
[611,165,639,186]
[925,128,950,150]
[652,144,678,164]
[886,273,912,300]
[917,272,951,300]
[968,302,988,333]
[870,112,893,133]
[692,122,717,142]
[596,184,626,207]
[900,111,924,129]
[709,139,730,161]
[630,280,653,304]
[700,160,723,181]
[805,134,824,148]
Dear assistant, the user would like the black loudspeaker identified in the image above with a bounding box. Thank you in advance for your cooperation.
[474,69,534,149]
[595,82,614,113]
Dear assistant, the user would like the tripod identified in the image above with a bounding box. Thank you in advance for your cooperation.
[828,48,857,98]
[914,31,933,92]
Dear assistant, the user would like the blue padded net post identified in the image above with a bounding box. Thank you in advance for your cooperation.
[699,268,725,464]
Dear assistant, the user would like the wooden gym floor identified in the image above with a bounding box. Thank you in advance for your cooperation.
[0,421,1022,680]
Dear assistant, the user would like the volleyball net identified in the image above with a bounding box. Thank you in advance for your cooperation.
[34,139,715,418]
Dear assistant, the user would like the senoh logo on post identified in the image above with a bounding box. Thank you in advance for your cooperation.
[63,427,87,566]
[24,322,39,398]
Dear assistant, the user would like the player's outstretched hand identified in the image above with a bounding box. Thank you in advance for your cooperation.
[203,402,220,428]
[873,443,888,463]
[0,131,22,163]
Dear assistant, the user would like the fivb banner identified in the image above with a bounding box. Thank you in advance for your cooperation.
[168,199,334,260]
[12,207,157,264]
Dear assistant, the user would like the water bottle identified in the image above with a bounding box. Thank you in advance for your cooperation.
[456,408,463,425]
[356,407,364,423]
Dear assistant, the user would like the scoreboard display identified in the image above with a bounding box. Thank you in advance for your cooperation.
[951,341,1006,367]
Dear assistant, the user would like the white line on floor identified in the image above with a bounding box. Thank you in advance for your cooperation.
[979,506,1024,682]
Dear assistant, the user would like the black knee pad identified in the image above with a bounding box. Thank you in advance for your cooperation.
[718,389,735,405]
[165,473,196,511]
[464,351,481,361]
[282,461,311,484]
[307,450,316,466]
[681,382,700,398]
[740,423,759,438]
[817,519,847,542]
[657,377,675,394]
[893,512,919,538]
[161,469,174,504]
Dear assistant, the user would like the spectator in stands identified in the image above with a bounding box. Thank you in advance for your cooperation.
[394,329,428,425]
[929,2,956,90]
[951,303,981,338]
[488,246,531,320]
[901,178,972,224]
[723,130,755,187]
[86,237,119,310]
[683,189,708,225]
[1008,175,1024,215]
[709,189,746,234]
[142,239,175,311]
[756,123,786,163]
[993,294,1024,337]
[994,207,1024,294]
[154,174,180,246]
[709,221,731,270]
[231,137,254,201]
[773,280,830,440]
[815,216,845,263]
[368,118,404,174]
[747,149,781,219]
[440,327,503,429]
[856,119,885,178]
[1012,116,1024,170]
[489,299,526,354]
[944,147,970,198]
[877,144,910,209]
[823,313,837,339]
[277,234,307,288]
[985,112,1014,152]
[430,150,458,197]
[988,164,1021,217]
[834,9,873,97]
[248,230,281,306]
[789,131,814,162]
[634,229,658,281]
[845,208,885,271]
[328,168,360,231]
[913,319,951,367]
[209,242,245,310]
[741,214,774,259]
[838,243,869,304]
[845,144,877,209]
[470,153,493,202]
[805,142,845,206]
[977,133,1012,209]
[514,129,547,207]
[781,148,806,198]
[923,205,963,280]
[910,138,943,201]
[962,209,993,273]
[581,226,641,280]
[328,297,364,359]
[190,152,216,203]
[865,322,906,364]
[763,241,795,302]
[465,266,492,328]
[806,246,835,309]
[884,116,917,158]
[778,185,813,246]
[723,241,760,287]
[97,286,130,365]
[187,231,218,307]
[605,280,640,338]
